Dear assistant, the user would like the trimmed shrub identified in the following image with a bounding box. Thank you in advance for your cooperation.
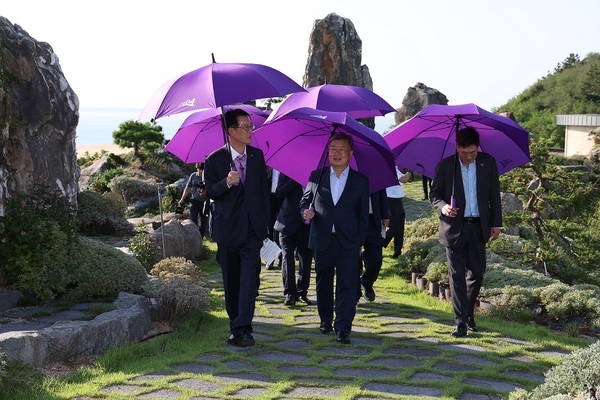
[67,236,148,301]
[538,282,600,323]
[76,191,133,235]
[143,257,210,325]
[108,175,158,203]
[509,341,600,399]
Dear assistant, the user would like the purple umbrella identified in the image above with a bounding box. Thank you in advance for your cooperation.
[383,103,531,179]
[138,58,305,121]
[165,105,271,163]
[253,107,397,194]
[270,83,396,120]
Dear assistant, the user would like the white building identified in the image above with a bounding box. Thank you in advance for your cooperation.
[556,114,600,157]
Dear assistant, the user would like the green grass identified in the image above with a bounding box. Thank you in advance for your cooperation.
[1,231,594,400]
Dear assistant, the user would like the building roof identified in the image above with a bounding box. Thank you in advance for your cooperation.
[556,114,600,126]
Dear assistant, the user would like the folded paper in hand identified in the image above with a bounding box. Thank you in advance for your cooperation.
[260,238,281,265]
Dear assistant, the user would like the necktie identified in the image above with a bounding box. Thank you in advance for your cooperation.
[235,154,246,184]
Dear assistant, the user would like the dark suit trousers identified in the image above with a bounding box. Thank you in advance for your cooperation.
[445,223,486,326]
[314,237,360,334]
[383,197,405,257]
[279,225,313,297]
[217,229,262,336]
[189,199,208,238]
[360,214,384,287]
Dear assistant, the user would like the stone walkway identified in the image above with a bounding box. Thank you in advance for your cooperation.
[99,265,560,399]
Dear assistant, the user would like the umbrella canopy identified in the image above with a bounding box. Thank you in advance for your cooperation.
[164,105,271,163]
[384,103,531,178]
[270,83,395,120]
[138,60,305,121]
[253,107,397,194]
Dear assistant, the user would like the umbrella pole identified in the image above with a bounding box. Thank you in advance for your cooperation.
[305,128,338,224]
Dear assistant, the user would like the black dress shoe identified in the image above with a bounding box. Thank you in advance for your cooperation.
[284,294,296,306]
[297,295,312,305]
[451,324,468,337]
[467,323,479,332]
[319,322,333,334]
[229,332,255,347]
[336,332,351,344]
[362,284,376,302]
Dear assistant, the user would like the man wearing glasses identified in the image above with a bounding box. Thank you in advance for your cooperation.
[204,109,270,347]
[430,127,502,338]
[301,133,369,344]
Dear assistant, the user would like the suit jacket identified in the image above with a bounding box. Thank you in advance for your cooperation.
[273,173,303,235]
[368,189,390,245]
[430,152,502,247]
[204,144,270,246]
[300,167,369,252]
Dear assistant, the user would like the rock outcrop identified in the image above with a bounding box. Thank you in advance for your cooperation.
[303,13,376,128]
[0,16,80,215]
[394,82,448,125]
[0,292,154,368]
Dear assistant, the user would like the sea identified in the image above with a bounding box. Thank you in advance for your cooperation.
[76,107,395,148]
[76,108,191,147]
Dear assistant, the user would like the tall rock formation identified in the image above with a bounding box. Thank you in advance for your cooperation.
[0,16,79,215]
[394,82,448,125]
[303,13,376,128]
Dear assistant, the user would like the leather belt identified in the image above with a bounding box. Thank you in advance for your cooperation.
[463,217,480,224]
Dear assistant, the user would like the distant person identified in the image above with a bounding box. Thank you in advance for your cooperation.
[301,133,369,344]
[358,189,389,302]
[178,162,208,238]
[383,167,411,258]
[266,167,283,270]
[422,175,432,200]
[204,108,270,348]
[430,126,502,338]
[274,173,313,306]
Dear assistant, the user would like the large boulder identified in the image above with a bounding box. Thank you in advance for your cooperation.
[303,13,376,129]
[0,16,79,215]
[150,219,203,261]
[0,292,153,368]
[394,82,448,125]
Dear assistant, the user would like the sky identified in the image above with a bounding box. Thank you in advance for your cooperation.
[3,0,600,133]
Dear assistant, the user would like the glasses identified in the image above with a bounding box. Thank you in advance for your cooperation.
[329,147,350,155]
[234,124,256,132]
[459,151,478,158]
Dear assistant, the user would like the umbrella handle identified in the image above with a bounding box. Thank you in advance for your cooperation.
[450,196,456,208]
[230,163,240,187]
[304,204,314,225]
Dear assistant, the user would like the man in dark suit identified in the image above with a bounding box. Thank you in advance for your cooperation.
[358,189,389,302]
[430,127,502,338]
[204,108,270,347]
[301,133,369,344]
[274,173,313,306]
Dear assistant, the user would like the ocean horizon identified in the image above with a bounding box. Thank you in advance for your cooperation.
[76,107,395,148]
[76,108,191,147]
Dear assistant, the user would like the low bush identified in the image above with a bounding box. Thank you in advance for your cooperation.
[538,283,600,323]
[0,186,77,302]
[67,236,148,301]
[510,341,600,399]
[108,175,158,203]
[76,191,133,235]
[129,230,157,271]
[143,257,210,325]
